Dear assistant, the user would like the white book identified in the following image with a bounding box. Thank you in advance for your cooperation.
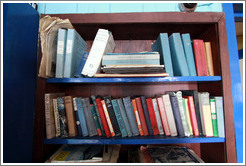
[82,29,115,77]
[102,54,160,60]
[162,94,178,136]
[152,98,164,135]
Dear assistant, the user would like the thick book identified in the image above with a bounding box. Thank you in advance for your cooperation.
[73,97,88,137]
[81,98,98,137]
[53,98,60,137]
[101,100,115,137]
[167,94,185,137]
[135,97,149,136]
[183,98,193,135]
[162,94,178,136]
[117,99,133,137]
[152,98,164,135]
[193,39,209,76]
[181,33,197,76]
[91,95,105,136]
[104,96,121,136]
[204,42,215,76]
[64,96,78,137]
[64,29,87,78]
[95,98,111,138]
[55,29,67,78]
[45,93,65,139]
[57,97,69,137]
[140,96,154,135]
[132,99,144,136]
[146,98,159,135]
[111,99,128,137]
[199,92,213,137]
[168,33,190,76]
[181,90,203,136]
[184,96,199,136]
[74,51,89,78]
[82,29,115,77]
[214,97,225,137]
[122,96,140,136]
[156,96,171,136]
[152,33,174,76]
[210,98,218,137]
[89,99,102,136]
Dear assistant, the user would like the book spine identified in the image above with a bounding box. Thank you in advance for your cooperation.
[186,96,199,136]
[96,98,111,137]
[210,98,218,137]
[101,100,115,137]
[89,99,102,136]
[53,98,60,137]
[204,42,215,76]
[193,39,209,76]
[104,96,121,136]
[57,97,68,137]
[146,98,159,135]
[183,98,193,135]
[192,91,203,136]
[198,93,206,136]
[63,29,74,78]
[152,98,164,135]
[64,96,78,137]
[111,99,128,137]
[135,97,149,136]
[102,59,160,66]
[122,96,140,136]
[91,95,105,136]
[72,98,83,136]
[117,99,133,137]
[75,97,88,137]
[156,97,171,136]
[132,99,144,136]
[140,96,154,135]
[45,94,54,139]
[103,54,160,60]
[214,97,225,137]
[74,51,89,78]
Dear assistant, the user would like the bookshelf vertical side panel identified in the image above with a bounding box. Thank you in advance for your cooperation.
[218,14,237,163]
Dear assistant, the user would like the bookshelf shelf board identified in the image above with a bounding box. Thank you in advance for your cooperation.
[46,76,222,83]
[44,136,225,145]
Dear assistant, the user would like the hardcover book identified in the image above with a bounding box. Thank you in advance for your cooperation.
[214,97,225,137]
[72,98,83,136]
[146,98,159,135]
[183,98,193,135]
[168,33,190,76]
[101,100,115,137]
[198,93,206,135]
[204,42,215,76]
[53,98,60,137]
[132,99,144,136]
[74,51,89,78]
[64,29,87,78]
[102,59,160,66]
[122,96,140,136]
[152,33,174,76]
[135,97,149,136]
[210,98,218,137]
[140,96,154,135]
[89,98,102,136]
[152,98,164,135]
[57,97,69,137]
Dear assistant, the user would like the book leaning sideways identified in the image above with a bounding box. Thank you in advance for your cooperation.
[82,29,116,77]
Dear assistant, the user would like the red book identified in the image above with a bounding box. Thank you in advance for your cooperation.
[146,98,159,135]
[156,97,171,136]
[135,97,149,136]
[132,99,144,136]
[193,39,209,76]
[95,98,111,138]
[184,96,199,136]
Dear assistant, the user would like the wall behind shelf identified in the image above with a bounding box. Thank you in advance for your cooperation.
[37,2,222,14]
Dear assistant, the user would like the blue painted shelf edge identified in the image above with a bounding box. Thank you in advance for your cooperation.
[44,136,225,144]
[46,76,222,83]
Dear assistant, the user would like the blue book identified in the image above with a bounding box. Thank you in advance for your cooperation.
[64,29,87,78]
[122,96,139,136]
[73,99,83,136]
[140,96,154,135]
[181,33,197,76]
[152,33,174,76]
[55,29,67,78]
[111,99,128,137]
[117,98,133,137]
[74,97,88,137]
[168,33,190,76]
[214,97,225,137]
[74,51,89,78]
[102,59,160,66]
[57,97,68,137]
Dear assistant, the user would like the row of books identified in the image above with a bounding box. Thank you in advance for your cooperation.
[45,90,225,139]
[152,33,215,77]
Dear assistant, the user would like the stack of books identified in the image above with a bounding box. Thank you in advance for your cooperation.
[45,91,225,139]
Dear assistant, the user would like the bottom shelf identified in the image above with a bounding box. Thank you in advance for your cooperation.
[44,136,225,144]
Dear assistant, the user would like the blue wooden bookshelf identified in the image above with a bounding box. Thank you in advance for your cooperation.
[46,76,222,83]
[44,136,225,144]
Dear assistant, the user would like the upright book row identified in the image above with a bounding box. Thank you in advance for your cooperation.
[45,90,225,139]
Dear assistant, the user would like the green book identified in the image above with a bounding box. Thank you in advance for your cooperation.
[89,100,102,136]
[210,98,218,137]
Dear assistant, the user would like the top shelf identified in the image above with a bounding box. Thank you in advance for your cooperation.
[46,76,221,83]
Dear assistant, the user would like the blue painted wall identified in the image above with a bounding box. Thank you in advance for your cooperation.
[38,3,222,14]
